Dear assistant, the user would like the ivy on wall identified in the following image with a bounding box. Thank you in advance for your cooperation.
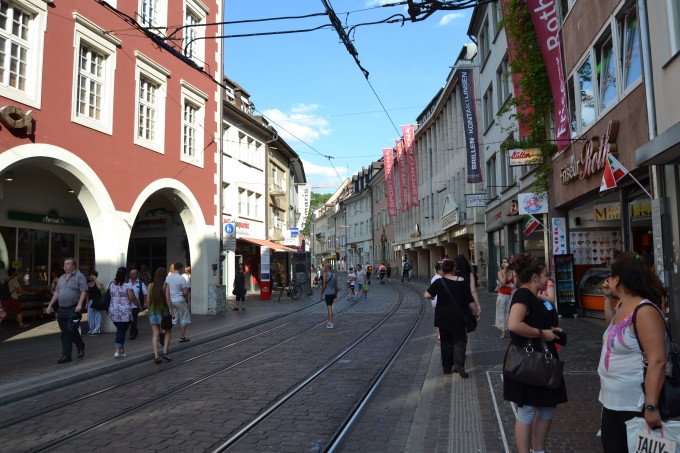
[498,0,558,193]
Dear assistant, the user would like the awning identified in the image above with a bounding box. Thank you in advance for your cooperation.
[238,237,296,252]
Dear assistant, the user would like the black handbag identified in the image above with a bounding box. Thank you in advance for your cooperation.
[161,314,173,330]
[504,337,564,389]
[632,303,680,420]
[437,277,477,333]
[100,284,111,311]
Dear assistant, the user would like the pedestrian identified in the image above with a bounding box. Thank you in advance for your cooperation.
[386,263,392,283]
[321,263,338,328]
[86,270,103,335]
[127,268,147,340]
[503,253,567,453]
[401,259,410,282]
[495,258,514,339]
[423,259,478,376]
[46,258,88,364]
[365,262,372,285]
[139,264,152,286]
[378,263,387,284]
[107,267,138,358]
[453,255,482,318]
[430,261,444,343]
[346,267,356,300]
[356,264,368,300]
[183,265,192,307]
[166,261,190,343]
[598,251,668,452]
[408,260,414,279]
[2,267,29,328]
[233,263,246,311]
[148,267,174,363]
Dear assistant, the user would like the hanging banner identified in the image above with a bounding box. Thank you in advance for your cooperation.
[402,125,419,206]
[458,69,483,183]
[552,217,567,255]
[396,140,409,213]
[383,148,398,217]
[527,0,571,153]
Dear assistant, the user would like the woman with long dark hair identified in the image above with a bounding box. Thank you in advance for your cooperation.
[424,259,478,376]
[148,267,174,363]
[598,251,668,452]
[503,253,566,453]
[107,267,138,358]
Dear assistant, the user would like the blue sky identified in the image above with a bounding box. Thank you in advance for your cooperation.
[223,1,473,193]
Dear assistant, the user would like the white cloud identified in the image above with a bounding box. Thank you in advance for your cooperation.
[365,0,393,5]
[263,104,331,145]
[437,12,465,27]
[301,159,349,192]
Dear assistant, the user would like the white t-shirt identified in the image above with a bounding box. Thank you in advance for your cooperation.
[430,274,442,308]
[182,273,191,288]
[347,272,356,286]
[165,273,188,303]
[356,270,367,285]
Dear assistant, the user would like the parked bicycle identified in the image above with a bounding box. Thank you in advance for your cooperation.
[277,278,302,302]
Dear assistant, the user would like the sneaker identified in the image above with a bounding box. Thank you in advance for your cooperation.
[363,297,368,301]
[57,356,72,364]
[77,347,85,359]
[326,323,335,329]
[458,369,469,378]
[114,352,120,359]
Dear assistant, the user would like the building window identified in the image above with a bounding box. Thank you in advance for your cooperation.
[72,14,120,134]
[483,85,494,130]
[0,0,46,108]
[138,0,167,29]
[595,31,617,111]
[479,20,490,64]
[486,155,497,198]
[574,56,595,134]
[180,80,207,167]
[618,6,642,90]
[669,0,680,54]
[496,56,510,109]
[183,0,207,63]
[134,52,169,153]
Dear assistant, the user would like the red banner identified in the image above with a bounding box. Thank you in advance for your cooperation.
[402,125,419,206]
[383,148,398,217]
[396,140,409,212]
[527,0,571,153]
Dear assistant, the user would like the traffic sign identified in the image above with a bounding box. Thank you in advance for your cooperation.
[224,222,235,236]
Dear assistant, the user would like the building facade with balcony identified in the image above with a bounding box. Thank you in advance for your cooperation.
[0,0,222,315]
[343,165,379,270]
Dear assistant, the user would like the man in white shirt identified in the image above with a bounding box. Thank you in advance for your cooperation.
[165,261,190,343]
[128,269,147,340]
[356,264,368,301]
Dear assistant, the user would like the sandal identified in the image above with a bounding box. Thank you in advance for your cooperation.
[154,357,162,364]
[179,337,190,343]
[162,353,172,362]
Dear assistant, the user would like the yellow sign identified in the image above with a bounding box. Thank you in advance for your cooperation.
[594,203,621,221]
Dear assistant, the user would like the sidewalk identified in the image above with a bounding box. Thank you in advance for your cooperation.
[0,291,316,405]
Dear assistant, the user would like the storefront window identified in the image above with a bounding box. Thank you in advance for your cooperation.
[51,233,75,282]
[79,234,95,274]
[508,222,521,256]
[17,228,49,286]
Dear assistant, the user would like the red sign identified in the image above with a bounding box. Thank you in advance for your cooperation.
[396,140,409,213]
[383,148,398,217]
[402,125,419,206]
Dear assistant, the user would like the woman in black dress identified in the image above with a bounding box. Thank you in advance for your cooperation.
[503,253,567,453]
[424,259,479,376]
[233,264,246,311]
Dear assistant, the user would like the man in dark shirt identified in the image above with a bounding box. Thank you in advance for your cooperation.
[46,258,88,364]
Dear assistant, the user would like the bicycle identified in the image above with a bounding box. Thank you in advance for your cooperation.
[277,278,302,302]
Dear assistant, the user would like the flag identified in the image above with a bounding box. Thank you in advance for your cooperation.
[523,214,541,235]
[600,153,629,193]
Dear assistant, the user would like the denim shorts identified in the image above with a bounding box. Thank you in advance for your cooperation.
[148,312,169,325]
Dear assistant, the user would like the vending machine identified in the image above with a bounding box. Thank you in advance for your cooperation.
[554,254,577,316]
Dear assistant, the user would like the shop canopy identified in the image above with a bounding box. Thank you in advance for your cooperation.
[238,237,297,252]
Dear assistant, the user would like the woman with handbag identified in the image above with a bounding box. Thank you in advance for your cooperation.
[598,251,668,452]
[503,253,566,453]
[148,267,174,363]
[107,267,138,359]
[233,264,246,311]
[86,270,103,335]
[424,259,479,377]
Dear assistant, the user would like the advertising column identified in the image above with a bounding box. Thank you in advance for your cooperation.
[260,246,271,300]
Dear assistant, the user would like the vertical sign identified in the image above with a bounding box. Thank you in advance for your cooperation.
[552,217,567,255]
[396,140,409,212]
[402,125,419,206]
[383,148,398,217]
[527,0,571,153]
[459,68,483,183]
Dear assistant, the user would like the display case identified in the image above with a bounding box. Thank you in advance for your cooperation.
[554,254,577,316]
[579,267,618,318]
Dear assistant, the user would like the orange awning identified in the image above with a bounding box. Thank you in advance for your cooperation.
[238,237,297,252]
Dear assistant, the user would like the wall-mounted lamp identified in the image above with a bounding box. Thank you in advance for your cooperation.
[66,188,75,194]
[3,172,13,182]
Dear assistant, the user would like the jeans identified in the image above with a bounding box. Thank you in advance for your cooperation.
[439,329,467,371]
[113,322,129,348]
[129,307,140,338]
[57,305,85,358]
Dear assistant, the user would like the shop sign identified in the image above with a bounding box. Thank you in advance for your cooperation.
[552,217,567,255]
[8,210,89,228]
[0,105,33,134]
[509,148,542,166]
[560,120,619,184]
[465,193,485,207]
[518,192,548,215]
[487,207,504,229]
[441,209,459,229]
[630,200,652,218]
[224,218,250,234]
[594,202,621,221]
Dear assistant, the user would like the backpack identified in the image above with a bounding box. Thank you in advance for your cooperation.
[367,265,373,273]
[0,279,10,299]
[404,262,411,271]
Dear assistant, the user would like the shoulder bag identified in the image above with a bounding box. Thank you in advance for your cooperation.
[504,336,564,389]
[99,283,112,311]
[438,278,477,333]
[632,302,680,420]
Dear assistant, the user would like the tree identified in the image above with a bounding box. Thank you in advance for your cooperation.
[302,192,332,237]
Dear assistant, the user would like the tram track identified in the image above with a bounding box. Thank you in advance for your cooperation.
[0,285,424,452]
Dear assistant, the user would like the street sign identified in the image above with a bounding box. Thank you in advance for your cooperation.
[224,222,236,251]
[224,222,235,236]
